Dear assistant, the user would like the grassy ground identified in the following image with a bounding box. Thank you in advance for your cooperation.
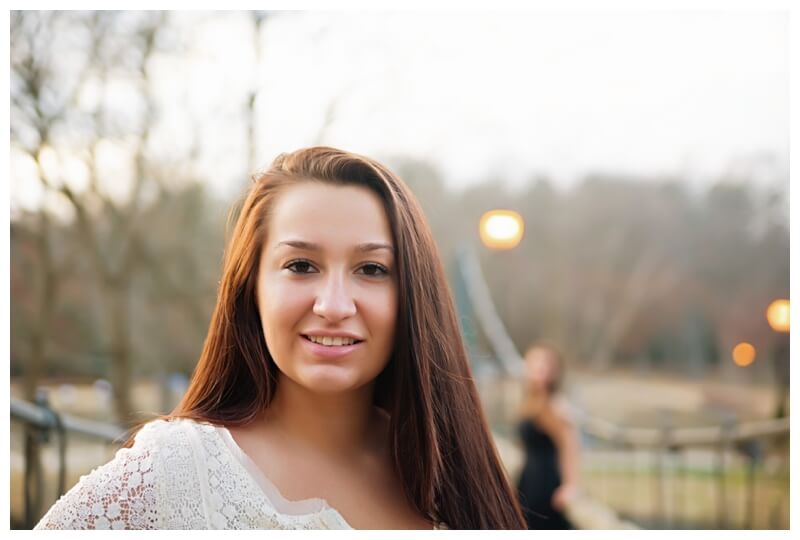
[582,457,789,529]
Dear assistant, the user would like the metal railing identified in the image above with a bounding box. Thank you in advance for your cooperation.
[11,391,127,529]
[571,405,789,529]
[568,408,789,448]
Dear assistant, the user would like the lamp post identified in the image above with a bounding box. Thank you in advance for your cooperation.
[478,210,526,373]
[478,209,525,367]
[766,299,789,418]
[473,209,526,429]
[458,209,526,377]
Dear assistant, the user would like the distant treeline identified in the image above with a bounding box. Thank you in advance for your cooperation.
[11,162,789,382]
[390,158,788,378]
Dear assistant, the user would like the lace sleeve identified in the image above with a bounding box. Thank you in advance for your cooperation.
[34,421,163,530]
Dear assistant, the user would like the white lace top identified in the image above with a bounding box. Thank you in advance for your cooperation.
[35,418,437,530]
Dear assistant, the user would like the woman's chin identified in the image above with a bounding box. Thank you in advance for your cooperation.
[295,366,367,394]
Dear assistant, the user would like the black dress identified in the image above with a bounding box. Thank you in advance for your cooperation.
[516,418,573,529]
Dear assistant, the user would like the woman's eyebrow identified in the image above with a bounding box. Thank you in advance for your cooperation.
[275,240,394,254]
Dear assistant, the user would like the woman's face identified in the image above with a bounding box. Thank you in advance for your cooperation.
[257,182,398,395]
[524,348,557,392]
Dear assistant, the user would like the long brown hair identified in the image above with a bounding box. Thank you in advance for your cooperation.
[128,147,526,529]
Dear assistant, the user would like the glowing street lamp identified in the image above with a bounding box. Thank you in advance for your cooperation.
[766,299,790,333]
[479,210,524,250]
[732,342,756,367]
[766,298,790,418]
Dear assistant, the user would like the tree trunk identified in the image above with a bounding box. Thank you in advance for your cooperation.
[107,280,136,426]
[23,216,58,402]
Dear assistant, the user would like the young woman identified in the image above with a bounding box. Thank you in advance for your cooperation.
[36,147,527,530]
[516,342,581,529]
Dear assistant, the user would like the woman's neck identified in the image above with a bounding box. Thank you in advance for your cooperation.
[520,387,550,417]
[259,374,384,460]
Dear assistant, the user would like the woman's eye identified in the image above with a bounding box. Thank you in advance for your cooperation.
[286,260,317,274]
[285,261,387,276]
[358,263,389,277]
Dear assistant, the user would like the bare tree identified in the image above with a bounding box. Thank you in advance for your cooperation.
[245,11,269,174]
[11,11,86,400]
[11,11,205,425]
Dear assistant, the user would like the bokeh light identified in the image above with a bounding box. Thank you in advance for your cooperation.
[732,342,756,367]
[766,299,790,333]
[479,210,524,250]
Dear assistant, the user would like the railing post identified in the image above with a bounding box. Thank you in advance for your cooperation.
[665,438,682,529]
[655,413,671,528]
[46,398,68,499]
[675,445,687,529]
[632,443,642,522]
[23,389,50,529]
[745,450,756,529]
[716,416,735,529]
[737,439,761,529]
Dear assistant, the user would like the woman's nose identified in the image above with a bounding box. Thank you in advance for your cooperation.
[312,271,357,322]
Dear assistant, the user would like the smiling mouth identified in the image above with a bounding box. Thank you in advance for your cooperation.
[302,335,364,347]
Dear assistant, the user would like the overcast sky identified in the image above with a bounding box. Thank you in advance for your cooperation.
[221,10,788,193]
[10,10,789,212]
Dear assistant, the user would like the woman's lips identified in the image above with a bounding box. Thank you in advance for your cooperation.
[300,335,364,359]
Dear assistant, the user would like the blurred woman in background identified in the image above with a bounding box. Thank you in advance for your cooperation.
[516,342,581,529]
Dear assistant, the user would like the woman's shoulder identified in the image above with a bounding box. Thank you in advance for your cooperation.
[34,421,174,529]
[133,417,227,470]
[119,418,217,490]
[133,417,223,528]
[135,416,197,435]
[133,417,219,445]
[550,395,577,426]
[34,417,223,530]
